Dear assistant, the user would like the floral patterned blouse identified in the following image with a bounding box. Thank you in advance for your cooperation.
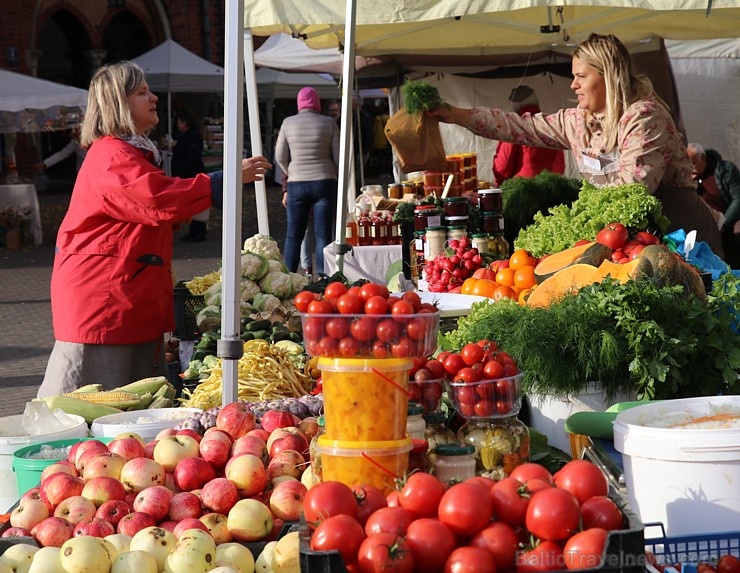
[468,99,697,195]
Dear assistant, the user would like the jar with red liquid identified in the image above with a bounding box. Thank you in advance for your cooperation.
[357,213,372,246]
[345,213,358,246]
[414,205,442,231]
[443,196,469,218]
[478,189,503,212]
[370,211,387,246]
[482,211,504,235]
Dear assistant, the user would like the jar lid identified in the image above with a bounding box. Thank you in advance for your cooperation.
[478,188,502,194]
[408,403,424,416]
[434,443,476,456]
[415,205,438,212]
[426,226,446,232]
[471,233,488,239]
[445,215,469,222]
[482,211,503,216]
[444,197,468,203]
[414,230,426,237]
[422,410,446,424]
[446,225,466,231]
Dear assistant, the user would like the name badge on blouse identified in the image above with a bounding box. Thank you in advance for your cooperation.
[582,153,602,171]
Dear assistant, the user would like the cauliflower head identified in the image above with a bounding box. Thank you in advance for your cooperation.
[259,271,293,299]
[203,281,222,307]
[252,292,282,313]
[289,272,310,296]
[240,278,262,302]
[240,252,269,281]
[267,259,289,274]
[243,234,282,261]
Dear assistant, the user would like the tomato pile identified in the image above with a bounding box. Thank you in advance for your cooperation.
[437,341,523,419]
[423,237,487,293]
[408,357,446,414]
[594,222,661,263]
[295,282,439,359]
[303,459,628,573]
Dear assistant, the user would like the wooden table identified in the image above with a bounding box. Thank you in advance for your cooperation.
[0,184,42,246]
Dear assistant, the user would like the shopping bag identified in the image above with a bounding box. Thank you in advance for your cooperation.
[385,109,447,173]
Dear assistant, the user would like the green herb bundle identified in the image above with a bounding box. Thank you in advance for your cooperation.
[402,80,445,116]
[441,276,740,400]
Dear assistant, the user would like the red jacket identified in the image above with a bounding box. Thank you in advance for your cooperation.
[492,104,565,185]
[51,136,213,344]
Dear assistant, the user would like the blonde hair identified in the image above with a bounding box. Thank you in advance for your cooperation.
[80,61,148,147]
[573,33,656,151]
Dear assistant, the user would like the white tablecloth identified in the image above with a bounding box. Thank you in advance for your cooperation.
[323,244,402,284]
[0,184,42,246]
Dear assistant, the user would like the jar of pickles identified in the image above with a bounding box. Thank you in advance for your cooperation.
[489,232,510,259]
[423,410,456,468]
[456,416,530,480]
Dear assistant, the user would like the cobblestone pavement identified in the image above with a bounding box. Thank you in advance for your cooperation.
[0,182,289,418]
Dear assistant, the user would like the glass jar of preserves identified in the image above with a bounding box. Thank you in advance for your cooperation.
[478,188,503,212]
[425,226,447,260]
[447,225,468,242]
[433,443,477,485]
[414,205,442,231]
[411,231,426,280]
[409,439,430,474]
[444,214,469,229]
[489,232,510,259]
[423,410,456,468]
[370,211,387,246]
[345,213,358,246]
[388,183,403,199]
[482,211,504,235]
[357,213,372,246]
[406,403,426,440]
[457,416,530,480]
[443,196,469,218]
[471,233,489,253]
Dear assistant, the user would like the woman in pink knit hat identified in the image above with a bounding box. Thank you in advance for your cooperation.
[275,86,340,277]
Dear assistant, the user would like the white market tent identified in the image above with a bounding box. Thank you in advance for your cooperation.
[0,69,87,133]
[212,0,740,405]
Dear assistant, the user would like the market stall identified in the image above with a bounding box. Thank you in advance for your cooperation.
[0,183,42,246]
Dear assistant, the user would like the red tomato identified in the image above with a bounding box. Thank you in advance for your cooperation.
[580,495,625,531]
[445,546,497,573]
[317,335,337,356]
[325,317,351,339]
[426,359,446,379]
[372,340,391,359]
[406,317,431,341]
[443,354,466,377]
[324,281,348,299]
[359,282,389,301]
[302,316,326,343]
[307,299,333,315]
[401,291,423,311]
[386,490,400,507]
[294,290,318,312]
[460,343,485,366]
[509,463,554,485]
[405,518,457,573]
[365,295,389,315]
[553,460,608,505]
[717,555,740,573]
[483,360,505,380]
[516,540,566,572]
[376,318,401,343]
[525,478,553,494]
[595,222,629,250]
[398,473,446,519]
[437,481,493,537]
[476,380,495,399]
[391,299,414,320]
[350,317,377,342]
[474,399,497,417]
[525,487,580,541]
[357,532,414,573]
[364,506,415,536]
[303,481,358,528]
[338,336,361,358]
[635,231,661,246]
[352,485,388,527]
[563,527,609,570]
[454,367,481,384]
[419,302,438,313]
[456,385,478,406]
[391,337,417,358]
[466,476,497,493]
[470,520,520,572]
[310,514,366,566]
[337,293,363,315]
[489,477,530,528]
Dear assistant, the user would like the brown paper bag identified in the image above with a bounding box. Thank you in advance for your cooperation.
[385,109,447,173]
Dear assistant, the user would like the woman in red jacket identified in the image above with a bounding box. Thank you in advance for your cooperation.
[38,61,271,397]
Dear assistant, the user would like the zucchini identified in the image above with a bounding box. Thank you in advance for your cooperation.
[246,319,272,332]
[271,330,292,342]
[240,331,256,341]
[288,331,303,343]
[250,329,271,340]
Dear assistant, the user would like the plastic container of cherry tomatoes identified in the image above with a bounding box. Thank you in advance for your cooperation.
[408,377,444,414]
[445,372,523,419]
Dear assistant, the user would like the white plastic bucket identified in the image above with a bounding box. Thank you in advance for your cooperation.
[91,408,202,443]
[613,396,740,536]
[527,383,635,453]
[0,413,88,512]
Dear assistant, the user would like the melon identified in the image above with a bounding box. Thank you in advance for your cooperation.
[593,259,641,284]
[526,264,600,308]
[534,242,612,284]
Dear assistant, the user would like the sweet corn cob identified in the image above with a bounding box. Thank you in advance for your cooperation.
[148,396,173,409]
[59,391,141,410]
[116,376,169,397]
[71,384,104,394]
[35,395,124,424]
[152,381,174,400]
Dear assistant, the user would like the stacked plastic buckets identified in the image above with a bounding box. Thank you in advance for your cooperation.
[302,306,439,494]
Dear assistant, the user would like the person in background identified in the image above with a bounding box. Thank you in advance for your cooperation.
[492,85,565,186]
[34,124,87,174]
[37,61,270,397]
[275,86,339,277]
[426,33,723,258]
[171,109,209,242]
[326,99,341,124]
[687,143,740,266]
[353,96,374,193]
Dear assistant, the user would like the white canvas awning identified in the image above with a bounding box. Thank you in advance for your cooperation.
[131,39,225,92]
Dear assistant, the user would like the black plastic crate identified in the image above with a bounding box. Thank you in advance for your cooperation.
[644,524,740,564]
[174,280,205,340]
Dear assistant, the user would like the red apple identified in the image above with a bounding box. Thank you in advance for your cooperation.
[117,511,157,537]
[199,512,232,544]
[1,527,31,538]
[173,457,216,492]
[153,435,200,472]
[107,437,147,461]
[119,457,166,493]
[73,440,109,471]
[164,471,178,493]
[113,432,146,447]
[40,472,84,507]
[158,520,177,533]
[168,491,203,522]
[226,498,273,542]
[260,410,297,434]
[269,433,309,462]
[80,476,127,507]
[246,428,270,443]
[73,517,115,538]
[155,428,178,441]
[94,499,132,527]
[269,480,308,521]
[198,430,233,471]
[267,450,305,481]
[173,517,211,539]
[199,478,239,515]
[224,454,268,498]
[82,451,127,481]
[298,417,320,441]
[231,435,269,465]
[10,498,49,531]
[266,517,286,542]
[144,441,158,459]
[41,460,78,483]
[133,485,174,522]
[216,402,256,440]
[176,429,202,443]
[53,495,97,525]
[31,516,74,547]
[20,487,53,513]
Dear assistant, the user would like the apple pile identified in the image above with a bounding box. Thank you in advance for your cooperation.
[423,237,486,293]
[2,402,321,572]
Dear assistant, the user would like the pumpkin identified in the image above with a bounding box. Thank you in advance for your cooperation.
[632,244,679,287]
[533,242,612,284]
[592,259,640,284]
[526,264,599,308]
[677,262,707,302]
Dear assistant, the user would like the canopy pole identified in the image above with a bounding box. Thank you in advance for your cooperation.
[244,29,270,236]
[332,0,359,276]
[218,0,246,406]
